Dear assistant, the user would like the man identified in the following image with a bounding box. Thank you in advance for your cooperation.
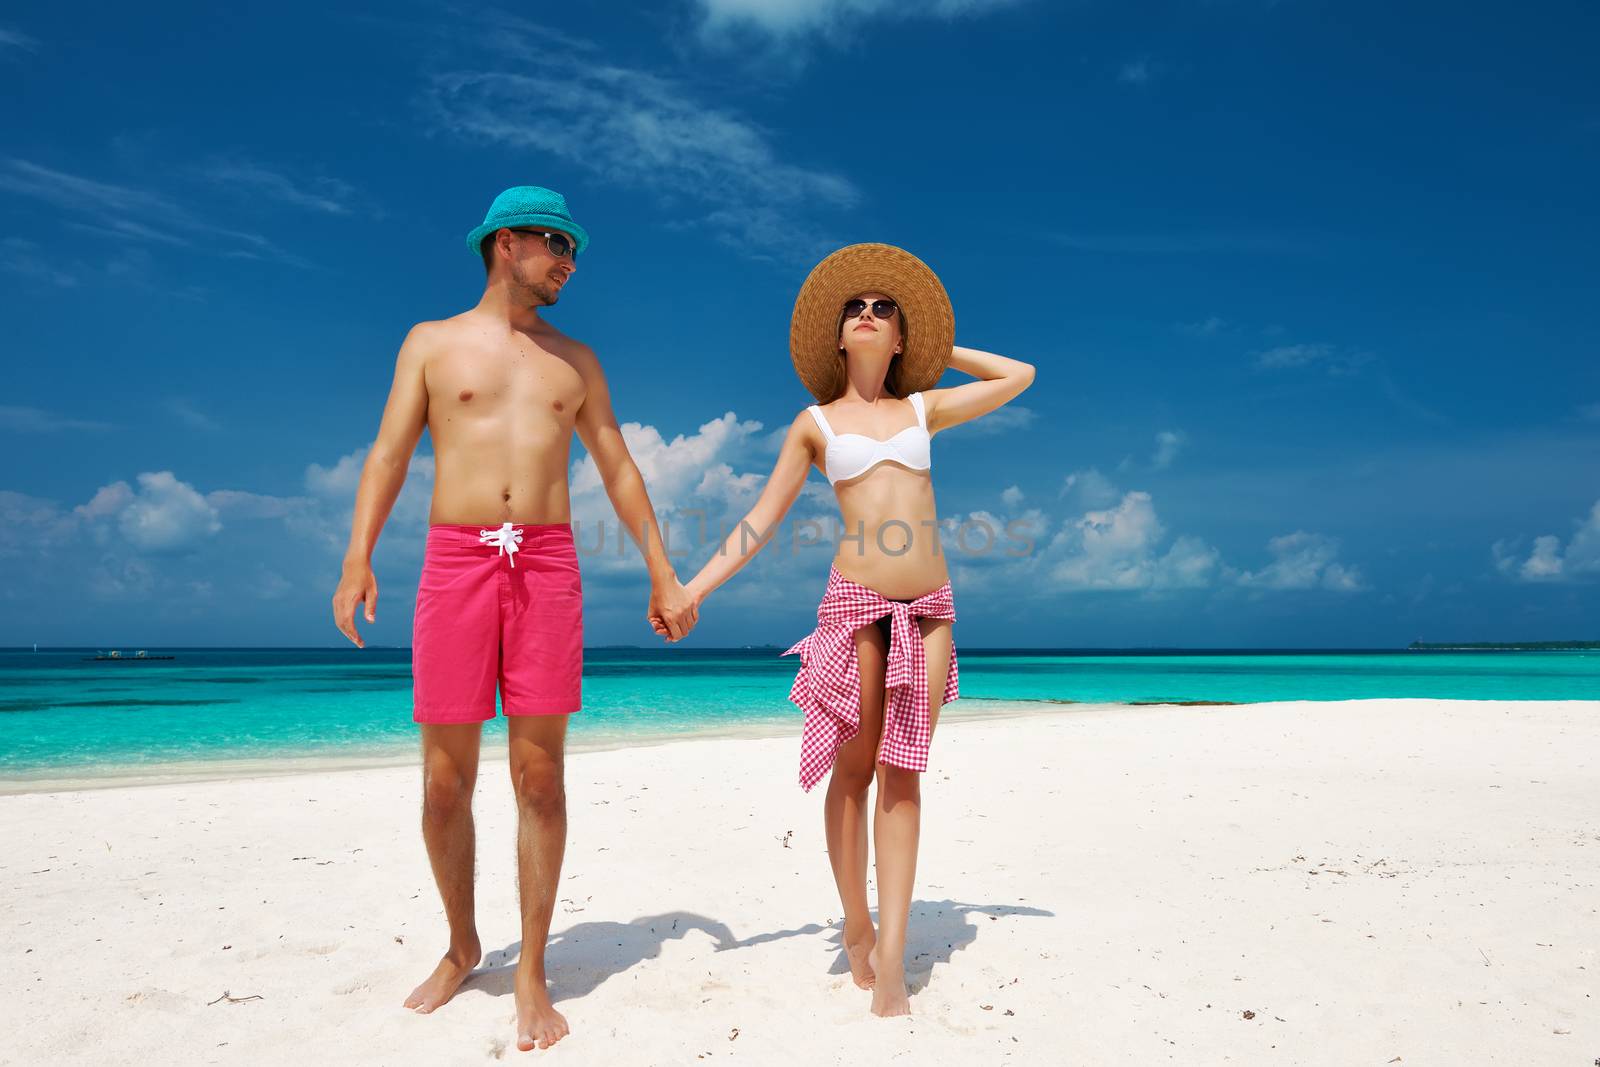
[331,186,696,1052]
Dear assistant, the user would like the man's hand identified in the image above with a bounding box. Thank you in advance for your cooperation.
[332,560,378,649]
[647,575,698,642]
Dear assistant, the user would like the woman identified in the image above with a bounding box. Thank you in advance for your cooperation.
[679,243,1034,1017]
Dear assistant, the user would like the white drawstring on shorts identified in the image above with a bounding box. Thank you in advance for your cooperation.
[478,522,523,567]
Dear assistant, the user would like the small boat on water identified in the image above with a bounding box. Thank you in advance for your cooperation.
[85,650,176,662]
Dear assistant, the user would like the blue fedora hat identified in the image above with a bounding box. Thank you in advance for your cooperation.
[466,186,590,257]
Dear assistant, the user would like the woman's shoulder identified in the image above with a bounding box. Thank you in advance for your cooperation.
[789,407,827,438]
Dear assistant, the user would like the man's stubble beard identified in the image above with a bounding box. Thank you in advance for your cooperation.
[510,264,560,308]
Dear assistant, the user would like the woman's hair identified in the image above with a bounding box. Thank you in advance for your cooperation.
[834,304,908,401]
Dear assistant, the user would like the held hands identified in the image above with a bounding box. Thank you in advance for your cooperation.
[647,575,701,643]
[331,559,378,649]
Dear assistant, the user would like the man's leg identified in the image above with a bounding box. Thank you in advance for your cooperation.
[824,623,889,989]
[868,617,954,1017]
[507,713,571,1051]
[405,722,484,1012]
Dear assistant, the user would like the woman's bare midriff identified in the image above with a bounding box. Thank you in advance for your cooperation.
[826,463,950,599]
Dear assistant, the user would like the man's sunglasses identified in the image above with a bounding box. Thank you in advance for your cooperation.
[841,298,898,321]
[512,229,578,260]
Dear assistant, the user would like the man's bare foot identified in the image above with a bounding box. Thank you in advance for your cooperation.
[515,967,570,1051]
[404,940,482,1014]
[843,926,877,989]
[866,946,910,1017]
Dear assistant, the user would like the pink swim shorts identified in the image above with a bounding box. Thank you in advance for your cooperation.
[411,523,583,724]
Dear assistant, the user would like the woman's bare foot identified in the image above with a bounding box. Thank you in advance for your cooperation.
[514,967,570,1051]
[843,926,877,989]
[404,939,482,1014]
[866,945,910,1017]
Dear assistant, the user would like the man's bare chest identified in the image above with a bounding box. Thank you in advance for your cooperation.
[426,345,586,420]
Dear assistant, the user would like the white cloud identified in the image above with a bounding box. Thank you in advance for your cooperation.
[1254,341,1376,378]
[0,159,309,267]
[1520,536,1565,580]
[1493,500,1600,583]
[201,159,357,215]
[0,404,113,433]
[569,412,772,574]
[1151,430,1185,470]
[944,404,1037,436]
[1178,315,1225,337]
[0,419,1386,639]
[87,557,155,600]
[1256,342,1335,369]
[694,463,764,509]
[422,59,856,261]
[1570,504,1600,572]
[1,457,426,616]
[1059,467,1121,508]
[1235,531,1365,592]
[75,482,134,523]
[304,447,436,550]
[693,0,1024,38]
[946,507,1047,562]
[167,397,220,431]
[1118,57,1155,85]
[1044,491,1221,591]
[304,450,369,497]
[1158,535,1224,589]
[1,237,77,287]
[1251,330,1446,425]
[73,471,222,553]
[207,489,315,520]
[0,26,38,51]
[572,412,765,508]
[0,490,74,558]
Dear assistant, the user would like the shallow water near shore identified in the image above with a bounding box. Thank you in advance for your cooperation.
[1,646,1595,782]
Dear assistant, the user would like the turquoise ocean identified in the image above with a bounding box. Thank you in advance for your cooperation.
[2,647,1597,785]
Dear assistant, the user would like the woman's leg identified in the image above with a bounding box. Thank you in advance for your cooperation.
[868,617,954,1017]
[823,623,888,989]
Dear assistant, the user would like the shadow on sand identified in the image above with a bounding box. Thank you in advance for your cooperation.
[464,911,737,1003]
[901,900,1054,990]
[465,899,1052,1003]
[731,899,1054,991]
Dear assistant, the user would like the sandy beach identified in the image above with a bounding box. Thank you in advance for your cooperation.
[3,698,1595,1065]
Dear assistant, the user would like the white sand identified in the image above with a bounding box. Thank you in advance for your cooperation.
[3,699,1596,1065]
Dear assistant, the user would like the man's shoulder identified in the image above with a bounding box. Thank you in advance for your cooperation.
[537,322,598,369]
[397,316,451,350]
[406,313,475,341]
[394,314,478,362]
[535,320,593,356]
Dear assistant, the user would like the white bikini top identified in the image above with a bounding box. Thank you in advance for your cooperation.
[807,392,932,486]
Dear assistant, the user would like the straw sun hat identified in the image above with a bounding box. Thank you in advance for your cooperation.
[789,243,954,402]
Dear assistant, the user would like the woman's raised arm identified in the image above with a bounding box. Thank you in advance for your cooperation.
[922,345,1036,433]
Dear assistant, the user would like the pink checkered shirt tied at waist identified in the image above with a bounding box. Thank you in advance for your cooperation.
[782,566,959,792]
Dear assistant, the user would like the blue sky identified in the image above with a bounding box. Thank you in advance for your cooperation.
[2,0,1597,648]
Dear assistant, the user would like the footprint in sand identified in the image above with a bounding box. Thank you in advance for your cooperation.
[331,977,375,996]
[124,988,189,1012]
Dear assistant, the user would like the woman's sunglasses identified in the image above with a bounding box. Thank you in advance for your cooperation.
[512,229,578,260]
[841,298,898,320]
